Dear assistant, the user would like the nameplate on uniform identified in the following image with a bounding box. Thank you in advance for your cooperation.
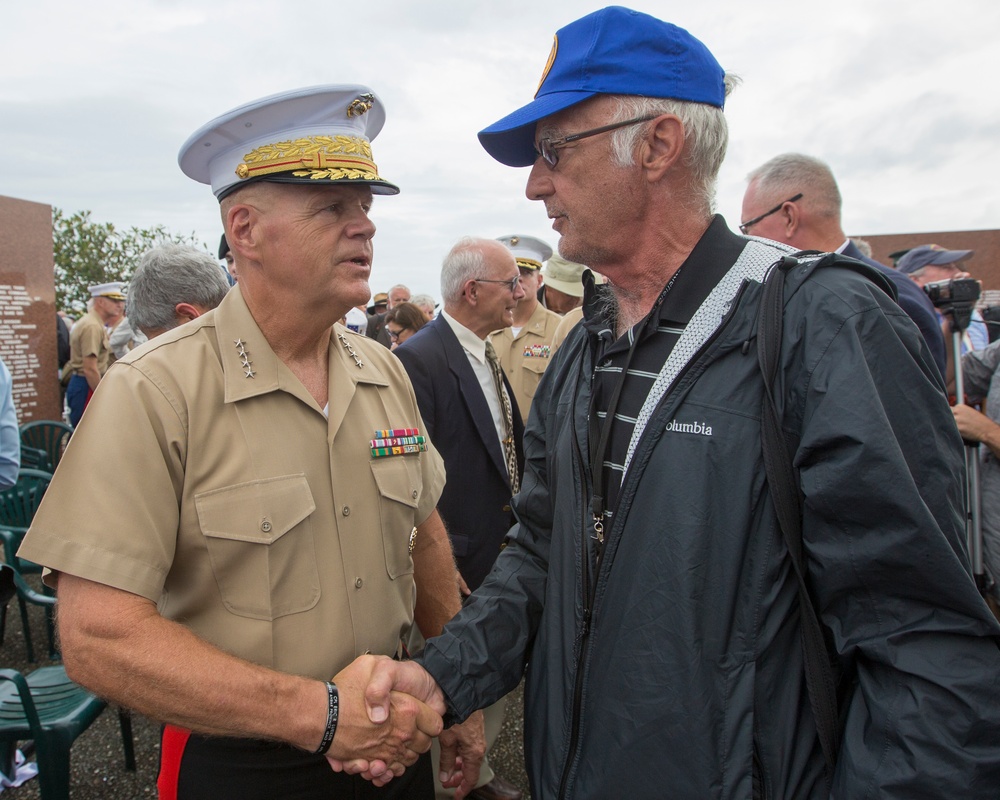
[370,428,428,458]
[523,344,551,358]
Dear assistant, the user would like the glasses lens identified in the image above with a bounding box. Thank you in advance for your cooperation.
[538,139,558,168]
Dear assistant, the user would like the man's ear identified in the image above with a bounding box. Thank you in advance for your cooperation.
[174,302,202,322]
[225,200,258,261]
[640,115,685,182]
[462,279,479,306]
[781,201,801,238]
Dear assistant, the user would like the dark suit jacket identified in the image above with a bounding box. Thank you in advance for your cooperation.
[395,316,524,590]
[843,240,946,377]
[365,312,392,348]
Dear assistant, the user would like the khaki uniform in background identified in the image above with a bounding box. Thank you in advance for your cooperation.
[66,308,111,379]
[551,306,584,351]
[492,302,562,424]
[21,286,444,679]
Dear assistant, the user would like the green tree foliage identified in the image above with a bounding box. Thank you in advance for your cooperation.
[53,208,203,313]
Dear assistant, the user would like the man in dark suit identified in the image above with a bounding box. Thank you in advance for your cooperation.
[395,236,525,800]
[741,152,947,377]
[396,238,524,592]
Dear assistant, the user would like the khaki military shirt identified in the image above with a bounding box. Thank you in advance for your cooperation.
[493,302,562,424]
[68,309,110,376]
[20,287,444,681]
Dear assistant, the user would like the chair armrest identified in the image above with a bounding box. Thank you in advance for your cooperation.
[0,669,44,733]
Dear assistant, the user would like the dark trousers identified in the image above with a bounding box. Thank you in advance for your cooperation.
[66,374,91,428]
[158,725,434,800]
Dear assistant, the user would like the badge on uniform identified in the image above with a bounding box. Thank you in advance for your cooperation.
[370,428,428,458]
[523,344,551,358]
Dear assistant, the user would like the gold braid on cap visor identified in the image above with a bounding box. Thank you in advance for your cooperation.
[515,258,543,270]
[235,135,383,182]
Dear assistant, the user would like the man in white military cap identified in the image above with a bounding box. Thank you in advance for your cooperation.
[64,281,125,426]
[493,235,562,424]
[20,85,483,799]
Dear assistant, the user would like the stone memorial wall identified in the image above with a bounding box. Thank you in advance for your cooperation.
[0,194,61,424]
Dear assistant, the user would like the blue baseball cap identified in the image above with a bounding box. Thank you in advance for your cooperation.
[478,7,725,167]
[896,244,974,274]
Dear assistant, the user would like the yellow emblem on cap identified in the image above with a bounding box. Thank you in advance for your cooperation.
[510,236,520,246]
[235,135,382,183]
[347,93,375,118]
[536,34,558,96]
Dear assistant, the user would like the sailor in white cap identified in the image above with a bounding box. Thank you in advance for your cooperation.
[62,282,126,426]
[20,85,482,799]
[492,235,563,423]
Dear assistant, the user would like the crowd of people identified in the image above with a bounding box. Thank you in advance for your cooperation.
[5,5,1000,800]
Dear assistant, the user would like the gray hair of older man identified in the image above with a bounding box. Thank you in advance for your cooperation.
[440,237,508,306]
[745,153,843,220]
[607,72,740,213]
[126,244,231,335]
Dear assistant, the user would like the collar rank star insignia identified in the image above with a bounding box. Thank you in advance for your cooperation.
[523,344,551,358]
[337,333,364,368]
[235,339,255,378]
[370,428,428,458]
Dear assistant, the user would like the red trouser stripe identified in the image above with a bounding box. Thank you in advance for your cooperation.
[157,724,191,800]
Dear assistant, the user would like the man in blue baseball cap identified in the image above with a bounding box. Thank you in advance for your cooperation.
[357,7,1000,798]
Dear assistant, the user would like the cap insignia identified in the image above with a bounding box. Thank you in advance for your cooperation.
[347,93,375,118]
[536,35,558,96]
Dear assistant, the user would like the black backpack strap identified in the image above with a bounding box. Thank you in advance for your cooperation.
[757,254,842,773]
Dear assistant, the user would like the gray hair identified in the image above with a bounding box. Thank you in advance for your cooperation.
[127,244,230,334]
[608,73,740,211]
[746,153,842,220]
[440,237,494,305]
[410,293,436,311]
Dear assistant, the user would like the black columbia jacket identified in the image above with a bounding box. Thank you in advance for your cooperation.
[421,221,1000,799]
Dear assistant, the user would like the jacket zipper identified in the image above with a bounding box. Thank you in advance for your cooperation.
[555,279,755,799]
[557,410,595,799]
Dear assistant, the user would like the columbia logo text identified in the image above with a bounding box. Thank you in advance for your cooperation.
[665,419,713,436]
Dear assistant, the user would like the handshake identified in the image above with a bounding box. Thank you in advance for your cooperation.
[322,654,485,798]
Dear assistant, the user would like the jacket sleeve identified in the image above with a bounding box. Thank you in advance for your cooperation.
[787,278,1000,797]
[416,355,556,722]
[961,338,1000,401]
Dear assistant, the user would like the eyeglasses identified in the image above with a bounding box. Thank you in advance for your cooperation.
[534,115,658,168]
[739,193,803,235]
[387,326,408,341]
[475,276,521,293]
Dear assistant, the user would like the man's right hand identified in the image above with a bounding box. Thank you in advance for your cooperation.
[326,655,445,785]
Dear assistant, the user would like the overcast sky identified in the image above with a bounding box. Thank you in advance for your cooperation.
[3,0,998,300]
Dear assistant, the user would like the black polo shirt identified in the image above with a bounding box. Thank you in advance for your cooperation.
[583,216,745,520]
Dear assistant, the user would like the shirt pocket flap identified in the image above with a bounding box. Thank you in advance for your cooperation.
[195,474,316,544]
[522,356,549,373]
[369,459,420,509]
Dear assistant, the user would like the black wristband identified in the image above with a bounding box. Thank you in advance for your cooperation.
[313,681,339,755]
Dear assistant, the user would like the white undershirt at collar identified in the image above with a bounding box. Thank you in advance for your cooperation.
[440,309,507,449]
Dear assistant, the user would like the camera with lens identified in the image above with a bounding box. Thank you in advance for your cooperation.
[924,278,981,331]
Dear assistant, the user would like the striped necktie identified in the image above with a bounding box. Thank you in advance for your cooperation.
[484,339,520,494]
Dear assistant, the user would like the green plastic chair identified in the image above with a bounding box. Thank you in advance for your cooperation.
[18,422,73,474]
[0,469,56,660]
[0,565,136,798]
[0,667,137,798]
[0,561,57,663]
[17,446,52,474]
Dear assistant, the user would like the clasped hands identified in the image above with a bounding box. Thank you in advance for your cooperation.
[325,655,485,798]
